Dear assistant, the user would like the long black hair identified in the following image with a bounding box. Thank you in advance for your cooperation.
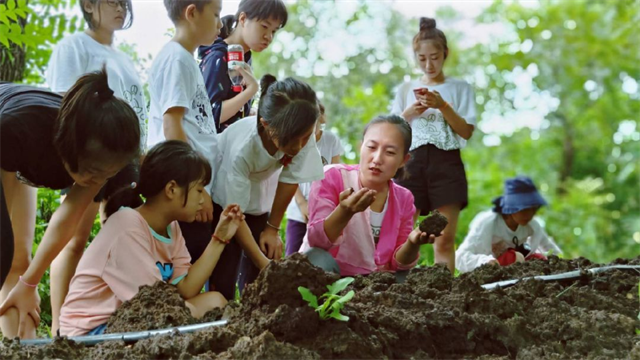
[54,67,140,173]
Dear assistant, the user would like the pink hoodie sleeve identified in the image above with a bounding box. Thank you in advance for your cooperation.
[306,168,346,250]
[390,190,419,271]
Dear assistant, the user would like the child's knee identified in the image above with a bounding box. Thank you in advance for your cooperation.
[206,291,227,308]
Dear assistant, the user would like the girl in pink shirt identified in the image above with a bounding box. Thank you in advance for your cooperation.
[300,115,439,279]
[59,141,266,336]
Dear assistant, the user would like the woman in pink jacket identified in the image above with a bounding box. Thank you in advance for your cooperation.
[299,115,438,281]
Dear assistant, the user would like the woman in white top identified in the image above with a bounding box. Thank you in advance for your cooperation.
[285,102,343,256]
[44,0,146,334]
[455,176,562,273]
[183,74,324,300]
[391,17,477,273]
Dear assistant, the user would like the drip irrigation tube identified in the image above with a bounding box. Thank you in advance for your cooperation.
[18,319,228,346]
[481,265,640,291]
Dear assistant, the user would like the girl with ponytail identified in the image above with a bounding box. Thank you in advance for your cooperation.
[45,0,147,334]
[198,0,288,133]
[390,17,478,273]
[58,140,259,336]
[0,68,140,338]
[185,74,324,300]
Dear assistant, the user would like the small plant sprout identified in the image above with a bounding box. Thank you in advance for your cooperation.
[298,277,355,321]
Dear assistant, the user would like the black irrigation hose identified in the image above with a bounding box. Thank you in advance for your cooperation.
[18,319,228,346]
[480,265,640,290]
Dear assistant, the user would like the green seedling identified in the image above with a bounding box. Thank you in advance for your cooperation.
[298,277,355,321]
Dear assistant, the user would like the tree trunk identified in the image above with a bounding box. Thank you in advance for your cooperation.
[0,0,27,82]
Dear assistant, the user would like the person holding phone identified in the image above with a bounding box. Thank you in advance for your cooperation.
[391,17,477,273]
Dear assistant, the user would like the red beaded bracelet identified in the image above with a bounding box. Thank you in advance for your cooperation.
[212,234,230,244]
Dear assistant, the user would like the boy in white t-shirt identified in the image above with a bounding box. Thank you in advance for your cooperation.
[148,0,223,228]
[285,102,343,255]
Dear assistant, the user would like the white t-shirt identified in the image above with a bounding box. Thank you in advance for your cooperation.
[391,78,477,151]
[455,210,563,273]
[286,131,344,223]
[46,32,148,148]
[212,116,324,216]
[147,42,219,192]
[369,196,389,244]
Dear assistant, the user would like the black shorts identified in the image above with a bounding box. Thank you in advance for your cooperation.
[395,144,468,215]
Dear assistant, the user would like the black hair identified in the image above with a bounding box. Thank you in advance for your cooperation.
[491,196,504,214]
[81,0,134,30]
[54,67,140,174]
[220,0,288,39]
[164,0,211,23]
[257,74,319,149]
[138,140,212,204]
[363,115,412,156]
[104,141,212,219]
[102,162,143,219]
[412,17,449,59]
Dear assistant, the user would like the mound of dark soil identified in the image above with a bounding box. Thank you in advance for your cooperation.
[105,281,195,333]
[2,254,638,359]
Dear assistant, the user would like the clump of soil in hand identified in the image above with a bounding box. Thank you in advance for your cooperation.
[105,281,195,333]
[419,209,448,237]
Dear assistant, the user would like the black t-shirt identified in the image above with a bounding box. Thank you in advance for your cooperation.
[0,82,73,189]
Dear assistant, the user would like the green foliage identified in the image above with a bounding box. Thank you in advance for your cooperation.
[455,0,640,263]
[298,277,355,321]
[254,0,639,265]
[1,0,84,83]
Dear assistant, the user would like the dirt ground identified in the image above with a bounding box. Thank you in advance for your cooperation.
[1,253,639,359]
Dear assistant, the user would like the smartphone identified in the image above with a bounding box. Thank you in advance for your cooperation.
[413,88,430,97]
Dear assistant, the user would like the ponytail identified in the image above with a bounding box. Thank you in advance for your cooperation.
[256,74,319,149]
[220,14,236,39]
[103,163,143,220]
[54,66,140,173]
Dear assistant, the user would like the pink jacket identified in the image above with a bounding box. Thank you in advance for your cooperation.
[300,164,418,275]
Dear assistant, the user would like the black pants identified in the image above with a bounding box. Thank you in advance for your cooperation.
[1,180,14,288]
[180,202,268,300]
